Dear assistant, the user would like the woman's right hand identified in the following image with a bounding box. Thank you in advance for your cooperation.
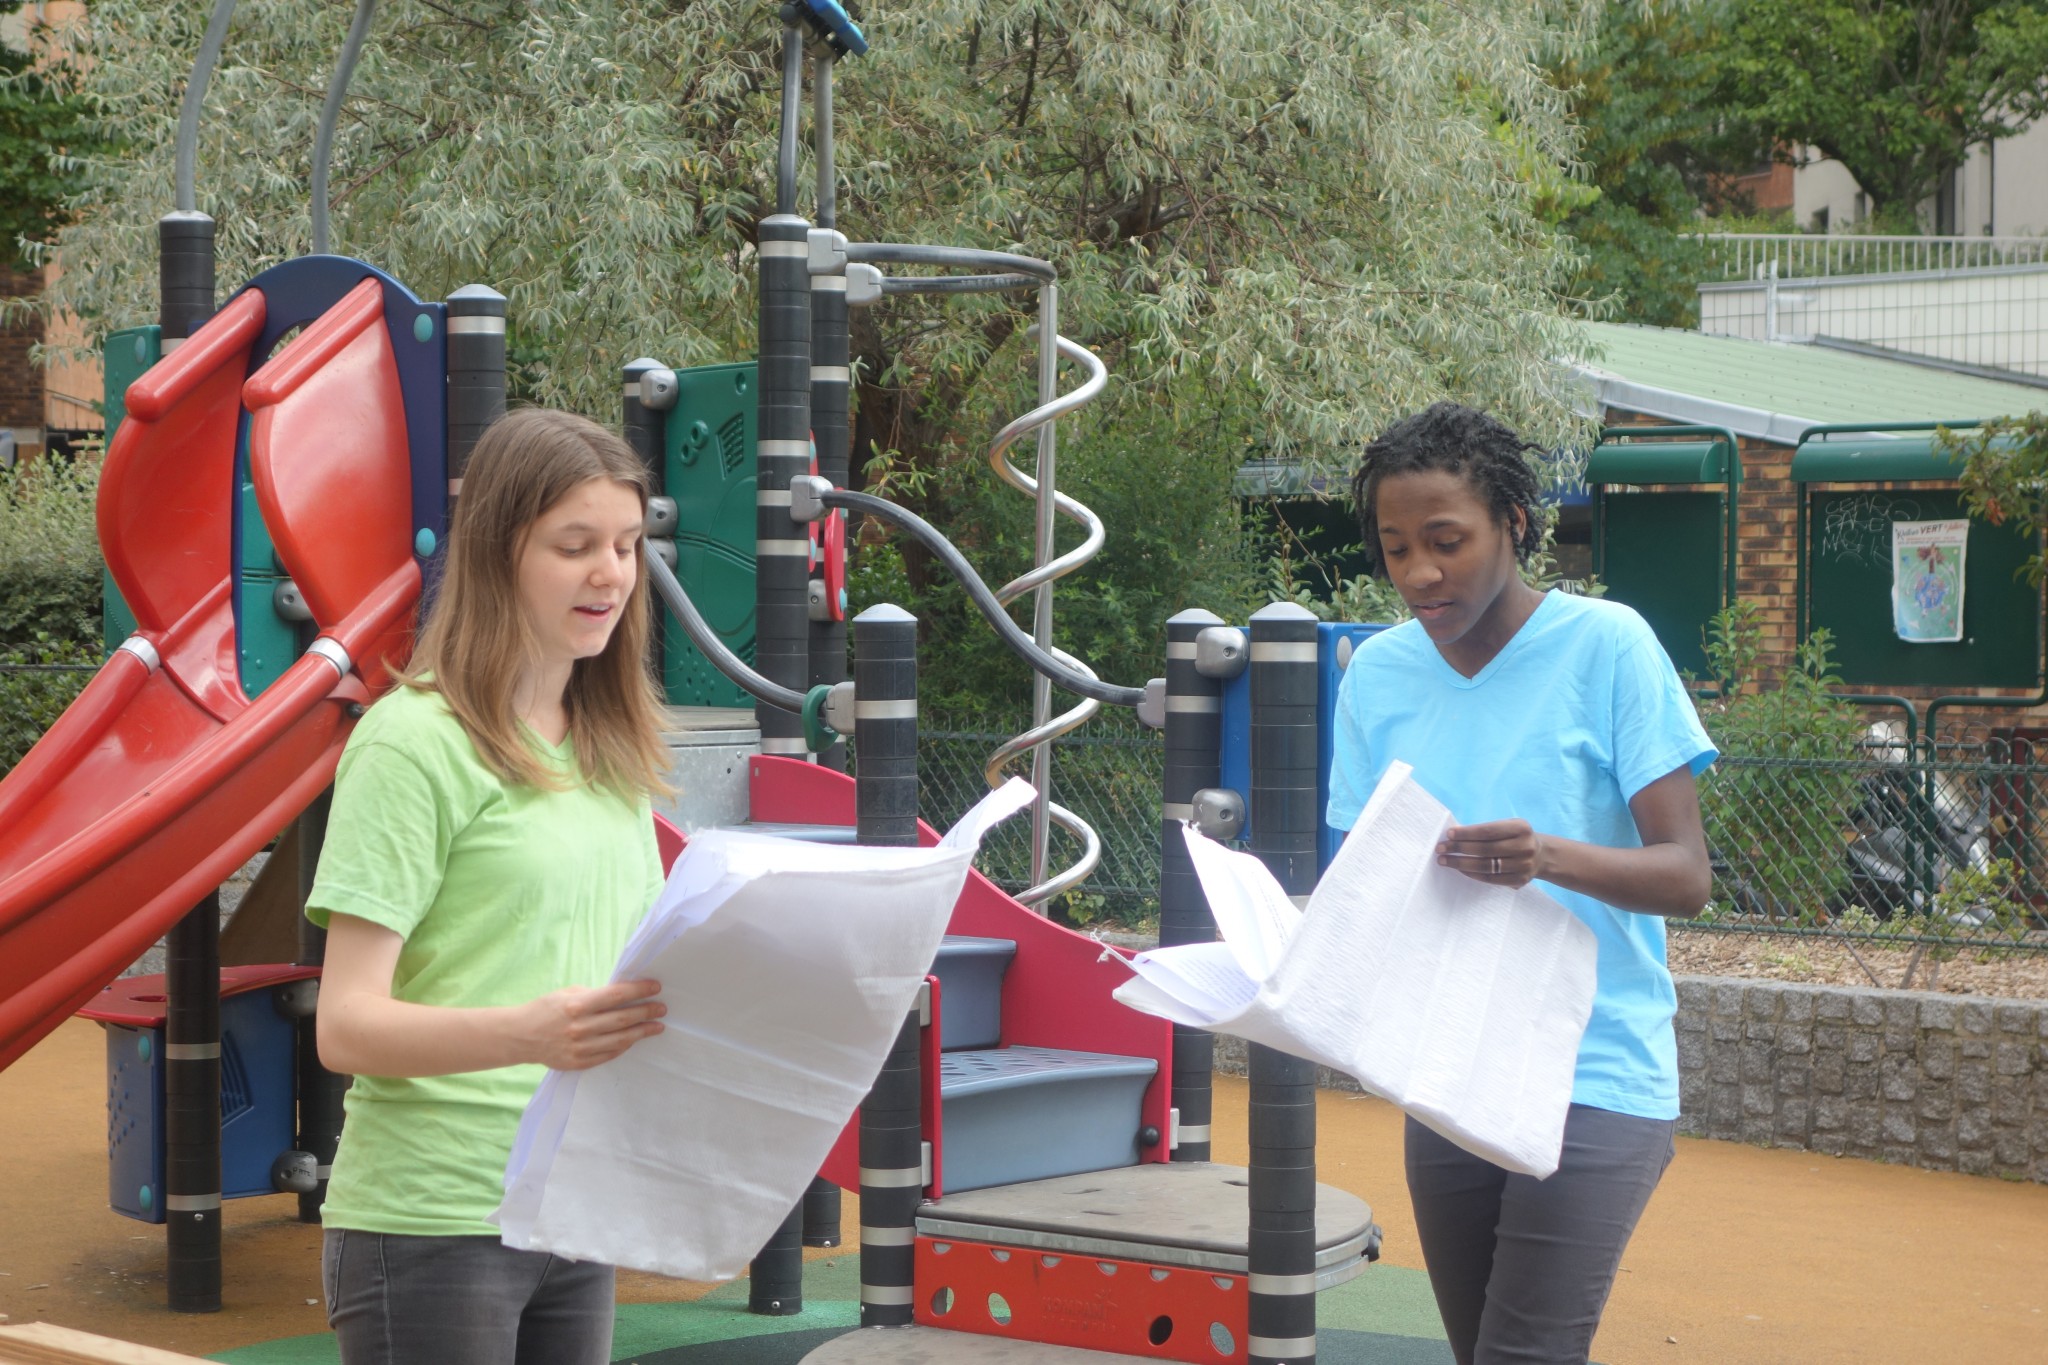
[514,979,666,1071]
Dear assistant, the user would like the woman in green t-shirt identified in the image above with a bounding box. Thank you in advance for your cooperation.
[308,408,675,1365]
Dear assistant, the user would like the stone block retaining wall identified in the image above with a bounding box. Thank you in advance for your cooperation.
[1204,975,2048,1183]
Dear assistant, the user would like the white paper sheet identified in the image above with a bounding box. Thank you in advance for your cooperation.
[1113,762,1597,1177]
[494,779,1035,1278]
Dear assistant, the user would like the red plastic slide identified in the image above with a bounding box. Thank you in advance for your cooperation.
[0,278,420,1072]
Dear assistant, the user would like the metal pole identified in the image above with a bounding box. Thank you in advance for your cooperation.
[807,50,851,780]
[854,603,921,1327]
[1160,610,1228,1163]
[1246,602,1319,1365]
[444,284,507,496]
[157,212,215,353]
[756,205,814,760]
[1027,283,1059,890]
[164,892,221,1312]
[623,357,671,687]
[294,788,345,1223]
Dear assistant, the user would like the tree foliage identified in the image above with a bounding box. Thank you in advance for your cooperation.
[1723,0,2048,223]
[1551,1,1762,328]
[1939,412,2048,584]
[0,22,102,268]
[35,1,1605,710]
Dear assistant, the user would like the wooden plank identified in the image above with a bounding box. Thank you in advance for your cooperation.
[0,1323,212,1365]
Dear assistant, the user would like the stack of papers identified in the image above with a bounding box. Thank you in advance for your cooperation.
[494,779,1036,1278]
[1113,762,1596,1177]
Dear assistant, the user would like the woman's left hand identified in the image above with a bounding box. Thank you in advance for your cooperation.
[1436,819,1546,888]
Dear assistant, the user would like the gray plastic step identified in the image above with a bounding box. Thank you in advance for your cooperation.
[801,1326,1164,1363]
[917,1162,1378,1285]
[930,935,1015,1050]
[938,1046,1157,1193]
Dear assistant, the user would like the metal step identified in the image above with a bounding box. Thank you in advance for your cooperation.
[917,1161,1378,1287]
[930,934,1015,1050]
[938,1047,1158,1192]
[738,821,862,844]
[801,1325,1165,1363]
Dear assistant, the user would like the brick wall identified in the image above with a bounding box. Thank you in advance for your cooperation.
[0,263,43,436]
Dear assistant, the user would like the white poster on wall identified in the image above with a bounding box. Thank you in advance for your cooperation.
[1892,519,1969,644]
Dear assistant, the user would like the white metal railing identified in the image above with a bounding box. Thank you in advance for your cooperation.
[1700,233,2048,281]
[1698,265,2048,380]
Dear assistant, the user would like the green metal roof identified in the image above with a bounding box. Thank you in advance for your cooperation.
[1575,324,2046,445]
[1585,438,1735,486]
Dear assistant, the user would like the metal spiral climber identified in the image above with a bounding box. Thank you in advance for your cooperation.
[982,330,1112,906]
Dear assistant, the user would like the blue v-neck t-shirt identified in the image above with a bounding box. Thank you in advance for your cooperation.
[1326,591,1716,1120]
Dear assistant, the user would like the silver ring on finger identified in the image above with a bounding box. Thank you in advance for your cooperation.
[1491,856,1501,876]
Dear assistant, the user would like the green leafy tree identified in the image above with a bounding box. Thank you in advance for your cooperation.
[1551,1,1763,327]
[0,24,103,268]
[1723,0,2048,225]
[1939,412,2048,583]
[35,1,1605,721]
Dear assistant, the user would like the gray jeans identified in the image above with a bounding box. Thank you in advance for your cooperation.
[322,1228,615,1365]
[1405,1104,1676,1365]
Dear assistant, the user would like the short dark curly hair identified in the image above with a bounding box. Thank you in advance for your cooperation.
[1349,401,1545,577]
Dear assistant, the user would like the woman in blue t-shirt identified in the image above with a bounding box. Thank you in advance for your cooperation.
[1329,402,1716,1365]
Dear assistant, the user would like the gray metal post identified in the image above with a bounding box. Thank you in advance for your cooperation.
[1246,602,1320,1364]
[444,284,507,496]
[164,891,221,1312]
[854,604,921,1327]
[158,194,221,1313]
[623,357,670,685]
[293,787,345,1222]
[1160,609,1224,1162]
[157,211,215,350]
[807,68,851,777]
[757,210,813,760]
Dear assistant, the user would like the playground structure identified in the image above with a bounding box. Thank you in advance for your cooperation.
[0,3,1389,1362]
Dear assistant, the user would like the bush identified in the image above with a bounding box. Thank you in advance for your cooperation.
[0,451,103,649]
[0,453,104,774]
[1692,602,1868,923]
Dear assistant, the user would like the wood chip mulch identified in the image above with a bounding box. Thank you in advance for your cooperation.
[1667,927,2048,1000]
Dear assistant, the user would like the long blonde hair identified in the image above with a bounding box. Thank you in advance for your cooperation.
[403,408,672,798]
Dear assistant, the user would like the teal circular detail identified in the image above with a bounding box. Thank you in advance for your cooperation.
[138,1034,151,1062]
[414,528,437,557]
[135,335,149,364]
[413,313,435,343]
[139,1184,153,1211]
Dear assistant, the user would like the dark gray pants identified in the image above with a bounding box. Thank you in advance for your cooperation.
[1405,1104,1675,1365]
[322,1228,615,1365]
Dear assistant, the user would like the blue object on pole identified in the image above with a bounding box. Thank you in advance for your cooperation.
[795,0,867,55]
[1219,620,1390,871]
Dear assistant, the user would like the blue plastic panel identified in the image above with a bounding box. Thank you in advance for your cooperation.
[931,936,1016,1051]
[938,1047,1156,1194]
[1218,620,1391,872]
[105,988,299,1222]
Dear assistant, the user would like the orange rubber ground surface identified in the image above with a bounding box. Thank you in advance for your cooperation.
[3,1019,2045,1362]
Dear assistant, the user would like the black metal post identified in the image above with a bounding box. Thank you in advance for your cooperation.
[157,211,215,348]
[1246,602,1319,1365]
[1160,609,1225,1163]
[295,789,346,1223]
[623,357,672,687]
[854,603,921,1327]
[164,892,221,1312]
[444,284,507,497]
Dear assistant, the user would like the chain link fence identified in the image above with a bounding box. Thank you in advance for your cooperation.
[920,713,2048,953]
[920,711,1163,926]
[1699,733,2048,954]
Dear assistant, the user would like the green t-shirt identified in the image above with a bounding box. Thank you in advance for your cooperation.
[306,684,662,1238]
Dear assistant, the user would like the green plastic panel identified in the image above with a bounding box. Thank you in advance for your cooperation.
[1807,489,2040,688]
[99,326,159,657]
[1585,440,1732,487]
[1599,491,1725,678]
[235,424,299,699]
[662,363,758,707]
[1790,438,1965,484]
